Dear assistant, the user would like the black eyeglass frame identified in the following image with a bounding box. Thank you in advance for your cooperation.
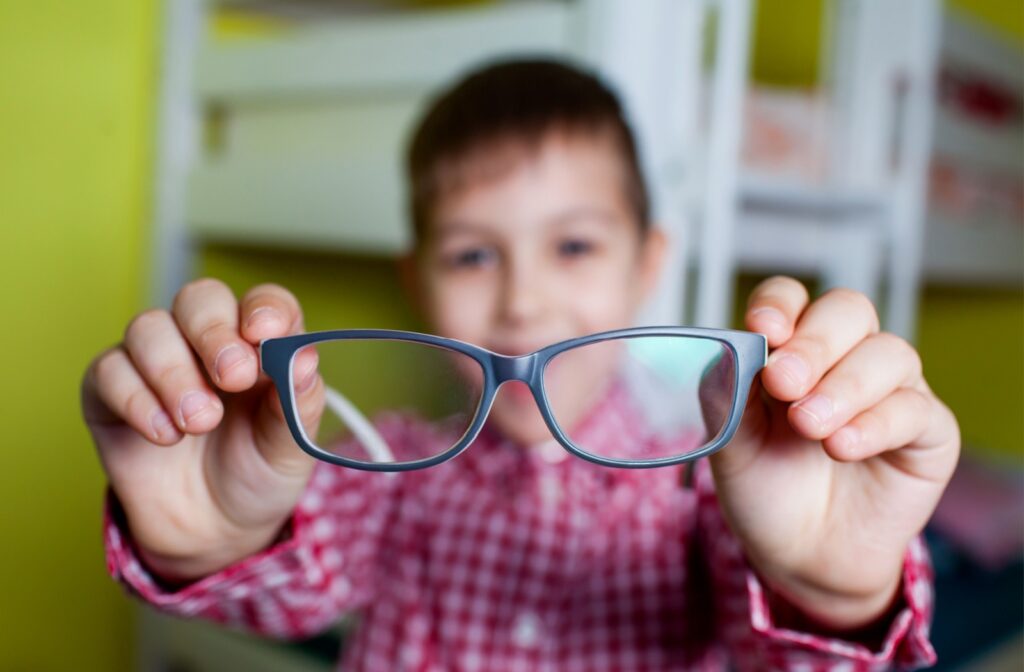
[260,326,767,472]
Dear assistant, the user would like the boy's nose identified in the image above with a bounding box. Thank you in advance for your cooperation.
[499,260,547,327]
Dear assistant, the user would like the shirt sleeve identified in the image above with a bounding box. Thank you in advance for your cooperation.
[693,460,937,671]
[103,459,402,640]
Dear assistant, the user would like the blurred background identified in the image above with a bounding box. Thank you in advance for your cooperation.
[1,0,1021,670]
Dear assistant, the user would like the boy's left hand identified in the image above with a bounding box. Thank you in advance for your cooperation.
[708,276,960,631]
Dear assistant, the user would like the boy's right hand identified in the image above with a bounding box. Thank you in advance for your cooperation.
[81,279,325,584]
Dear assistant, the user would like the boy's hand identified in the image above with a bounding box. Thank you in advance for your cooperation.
[708,276,959,630]
[81,279,324,583]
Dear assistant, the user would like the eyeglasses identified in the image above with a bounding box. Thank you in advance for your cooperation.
[260,327,766,472]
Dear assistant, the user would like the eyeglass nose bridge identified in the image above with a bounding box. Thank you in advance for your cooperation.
[490,352,539,386]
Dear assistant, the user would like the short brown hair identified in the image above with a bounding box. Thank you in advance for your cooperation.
[406,58,650,241]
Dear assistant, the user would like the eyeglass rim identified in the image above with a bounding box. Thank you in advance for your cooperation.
[260,326,767,472]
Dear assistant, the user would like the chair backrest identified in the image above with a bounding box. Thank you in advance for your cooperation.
[826,0,941,339]
[827,0,941,190]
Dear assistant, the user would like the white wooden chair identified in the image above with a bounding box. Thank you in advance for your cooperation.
[735,0,941,339]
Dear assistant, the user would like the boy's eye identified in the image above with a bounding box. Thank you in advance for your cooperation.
[558,238,595,258]
[445,246,496,270]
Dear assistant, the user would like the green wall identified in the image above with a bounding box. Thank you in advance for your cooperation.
[751,0,1024,85]
[917,286,1023,462]
[0,1,157,670]
[200,246,419,333]
[752,0,826,86]
[949,0,1024,42]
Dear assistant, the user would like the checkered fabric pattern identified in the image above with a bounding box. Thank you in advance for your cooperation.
[105,383,936,671]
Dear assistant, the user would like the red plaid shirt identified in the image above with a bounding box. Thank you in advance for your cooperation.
[104,383,936,671]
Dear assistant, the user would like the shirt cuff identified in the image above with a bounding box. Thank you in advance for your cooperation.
[103,487,324,619]
[747,535,937,669]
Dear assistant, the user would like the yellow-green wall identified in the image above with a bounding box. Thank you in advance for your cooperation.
[917,286,1023,462]
[949,0,1024,42]
[752,0,1024,85]
[752,0,826,86]
[0,1,158,670]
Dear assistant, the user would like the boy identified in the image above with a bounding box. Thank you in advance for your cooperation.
[83,60,959,670]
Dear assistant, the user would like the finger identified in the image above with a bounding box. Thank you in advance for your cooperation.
[788,332,922,440]
[172,278,258,393]
[822,387,931,462]
[239,283,305,344]
[744,276,810,347]
[123,309,224,434]
[890,391,961,485]
[762,288,880,402]
[83,346,183,445]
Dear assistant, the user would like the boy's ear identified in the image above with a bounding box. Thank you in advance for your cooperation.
[637,224,669,304]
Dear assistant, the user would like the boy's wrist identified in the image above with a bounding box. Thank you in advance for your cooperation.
[755,561,904,634]
[134,516,292,589]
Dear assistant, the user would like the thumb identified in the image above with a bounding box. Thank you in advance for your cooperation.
[252,346,324,478]
[707,373,776,479]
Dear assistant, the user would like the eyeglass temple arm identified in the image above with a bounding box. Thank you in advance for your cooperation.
[323,386,395,464]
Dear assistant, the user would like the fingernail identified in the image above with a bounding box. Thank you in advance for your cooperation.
[831,426,861,453]
[769,353,811,388]
[180,391,216,425]
[794,394,833,427]
[246,307,280,334]
[750,307,787,335]
[214,344,249,382]
[150,408,177,441]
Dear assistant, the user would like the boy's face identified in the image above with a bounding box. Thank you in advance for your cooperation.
[411,131,665,447]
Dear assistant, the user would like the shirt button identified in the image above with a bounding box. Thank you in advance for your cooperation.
[511,611,542,648]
